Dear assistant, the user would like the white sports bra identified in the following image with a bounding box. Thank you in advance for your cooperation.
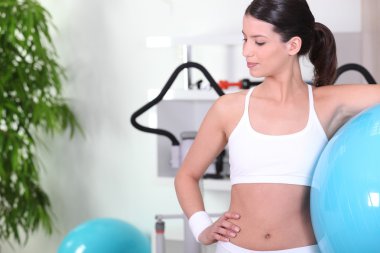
[228,85,328,186]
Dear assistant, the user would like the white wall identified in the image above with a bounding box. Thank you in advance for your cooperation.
[308,0,361,32]
[2,0,365,252]
[362,0,380,82]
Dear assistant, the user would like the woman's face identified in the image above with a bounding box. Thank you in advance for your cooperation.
[242,15,292,78]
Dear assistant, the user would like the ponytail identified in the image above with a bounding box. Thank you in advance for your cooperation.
[309,22,337,86]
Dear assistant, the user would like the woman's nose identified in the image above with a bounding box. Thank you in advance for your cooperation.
[242,42,254,58]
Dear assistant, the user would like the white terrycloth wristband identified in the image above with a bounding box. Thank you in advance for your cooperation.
[188,211,213,242]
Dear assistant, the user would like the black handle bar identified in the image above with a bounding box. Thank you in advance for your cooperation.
[334,63,377,84]
[130,62,225,145]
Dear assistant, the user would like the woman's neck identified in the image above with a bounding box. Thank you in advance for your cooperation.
[259,58,306,103]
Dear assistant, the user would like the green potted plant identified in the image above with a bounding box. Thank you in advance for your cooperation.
[0,0,80,245]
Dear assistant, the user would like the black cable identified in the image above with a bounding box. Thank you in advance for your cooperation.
[334,63,377,84]
[130,62,224,145]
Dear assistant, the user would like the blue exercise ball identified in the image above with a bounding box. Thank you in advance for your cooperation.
[58,218,150,253]
[311,104,380,253]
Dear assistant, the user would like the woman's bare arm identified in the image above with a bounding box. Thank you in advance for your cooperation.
[316,84,380,138]
[174,94,243,244]
[174,96,229,218]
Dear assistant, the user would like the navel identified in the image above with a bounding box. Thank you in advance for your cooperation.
[264,233,271,240]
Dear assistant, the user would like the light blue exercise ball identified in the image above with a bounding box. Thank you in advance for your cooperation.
[311,104,380,253]
[58,218,150,253]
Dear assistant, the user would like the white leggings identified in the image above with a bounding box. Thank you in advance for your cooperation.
[215,242,321,253]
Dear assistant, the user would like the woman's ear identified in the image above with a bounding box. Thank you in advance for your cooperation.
[287,36,302,55]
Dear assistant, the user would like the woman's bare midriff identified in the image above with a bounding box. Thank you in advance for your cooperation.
[228,183,316,251]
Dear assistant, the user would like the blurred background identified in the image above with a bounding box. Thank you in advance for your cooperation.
[1,0,379,252]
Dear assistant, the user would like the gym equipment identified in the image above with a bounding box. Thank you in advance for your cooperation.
[57,218,150,253]
[311,104,380,253]
[131,62,225,253]
[130,61,225,174]
[155,213,222,253]
[334,63,377,84]
[218,79,261,89]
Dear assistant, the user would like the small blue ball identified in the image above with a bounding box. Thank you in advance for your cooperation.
[311,104,380,253]
[58,218,150,253]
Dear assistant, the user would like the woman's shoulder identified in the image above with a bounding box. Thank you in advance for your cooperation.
[214,89,248,107]
[313,83,339,95]
[312,84,351,113]
[208,89,248,133]
[312,84,355,103]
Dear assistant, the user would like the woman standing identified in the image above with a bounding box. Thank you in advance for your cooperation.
[175,0,380,252]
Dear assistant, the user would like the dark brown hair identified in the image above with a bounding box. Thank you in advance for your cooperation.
[245,0,337,86]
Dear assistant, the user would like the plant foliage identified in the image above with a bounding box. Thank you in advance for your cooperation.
[0,0,80,244]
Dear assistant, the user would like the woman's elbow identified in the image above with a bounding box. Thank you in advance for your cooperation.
[174,169,199,191]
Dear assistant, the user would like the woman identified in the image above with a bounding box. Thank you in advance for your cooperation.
[174,0,380,252]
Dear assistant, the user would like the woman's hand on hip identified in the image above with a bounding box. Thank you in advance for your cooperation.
[198,212,241,245]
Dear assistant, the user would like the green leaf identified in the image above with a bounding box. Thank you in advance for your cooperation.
[0,0,82,245]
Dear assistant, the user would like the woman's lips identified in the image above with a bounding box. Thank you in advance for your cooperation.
[247,62,258,68]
